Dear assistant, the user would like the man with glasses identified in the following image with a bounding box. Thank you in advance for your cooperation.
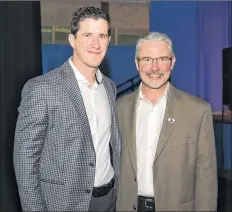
[116,32,217,211]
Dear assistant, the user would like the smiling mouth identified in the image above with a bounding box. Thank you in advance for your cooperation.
[146,73,163,78]
[88,51,101,55]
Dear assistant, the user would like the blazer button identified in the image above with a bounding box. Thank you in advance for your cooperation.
[85,189,91,194]
[89,162,94,167]
[134,177,137,182]
[133,205,137,210]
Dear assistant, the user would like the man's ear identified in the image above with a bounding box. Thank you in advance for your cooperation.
[135,58,139,71]
[68,34,75,49]
[171,57,176,70]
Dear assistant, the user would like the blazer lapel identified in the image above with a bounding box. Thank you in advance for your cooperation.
[102,77,116,142]
[59,61,93,146]
[154,84,183,162]
[124,89,139,175]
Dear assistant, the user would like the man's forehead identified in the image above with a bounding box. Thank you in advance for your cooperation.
[139,40,171,55]
[141,40,169,49]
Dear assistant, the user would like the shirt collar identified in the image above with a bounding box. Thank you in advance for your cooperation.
[69,57,103,88]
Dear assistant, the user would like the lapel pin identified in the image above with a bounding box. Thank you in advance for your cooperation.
[168,118,175,123]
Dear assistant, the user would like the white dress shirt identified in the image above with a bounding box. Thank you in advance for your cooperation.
[136,83,169,197]
[69,58,114,187]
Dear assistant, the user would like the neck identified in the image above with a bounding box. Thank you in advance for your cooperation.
[141,82,168,104]
[71,56,97,86]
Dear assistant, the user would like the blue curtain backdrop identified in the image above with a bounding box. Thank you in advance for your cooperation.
[197,2,231,112]
[150,1,232,112]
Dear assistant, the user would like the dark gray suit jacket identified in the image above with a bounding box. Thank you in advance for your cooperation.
[14,61,122,211]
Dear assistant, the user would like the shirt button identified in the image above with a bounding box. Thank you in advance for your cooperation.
[133,205,137,210]
[85,189,91,194]
[89,162,94,167]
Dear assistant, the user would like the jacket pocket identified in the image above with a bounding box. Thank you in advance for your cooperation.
[40,178,64,185]
[180,199,195,211]
[40,179,67,211]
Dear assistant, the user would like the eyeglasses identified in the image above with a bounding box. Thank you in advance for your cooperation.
[137,56,172,65]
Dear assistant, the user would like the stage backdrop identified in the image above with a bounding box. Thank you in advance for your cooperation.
[150,1,232,112]
[41,1,231,170]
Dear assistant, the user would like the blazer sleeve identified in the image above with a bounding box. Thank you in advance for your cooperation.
[13,79,48,211]
[194,103,217,211]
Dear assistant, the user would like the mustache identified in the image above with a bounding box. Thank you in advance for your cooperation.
[143,70,162,75]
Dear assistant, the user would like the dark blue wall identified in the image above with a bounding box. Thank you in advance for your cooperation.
[150,1,198,96]
[42,44,138,86]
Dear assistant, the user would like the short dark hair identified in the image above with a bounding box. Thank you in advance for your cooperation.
[70,6,111,37]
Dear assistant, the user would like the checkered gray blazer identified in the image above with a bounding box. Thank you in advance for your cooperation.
[13,60,122,211]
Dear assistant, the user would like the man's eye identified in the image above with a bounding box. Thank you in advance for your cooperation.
[144,58,151,62]
[159,57,168,61]
[100,34,107,39]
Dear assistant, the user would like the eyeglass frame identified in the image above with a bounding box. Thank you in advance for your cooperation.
[137,56,173,65]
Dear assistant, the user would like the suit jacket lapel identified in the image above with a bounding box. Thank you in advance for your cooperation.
[124,89,139,175]
[59,61,93,146]
[154,84,183,162]
[102,77,116,144]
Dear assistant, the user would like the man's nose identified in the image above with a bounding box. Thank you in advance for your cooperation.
[91,37,100,49]
[151,59,159,69]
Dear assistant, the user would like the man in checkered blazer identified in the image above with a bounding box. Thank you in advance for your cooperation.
[13,7,121,211]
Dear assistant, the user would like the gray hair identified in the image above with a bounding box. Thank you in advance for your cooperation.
[135,32,175,58]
